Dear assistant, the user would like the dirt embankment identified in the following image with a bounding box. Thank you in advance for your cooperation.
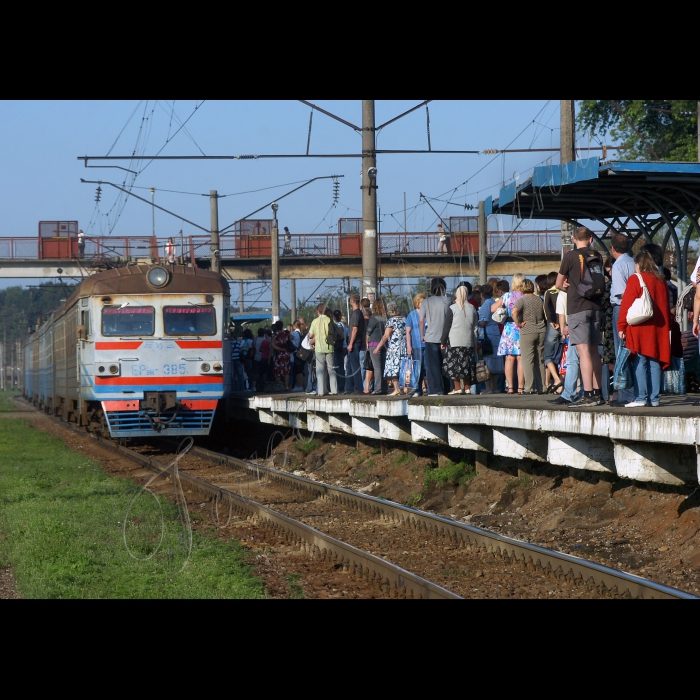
[260,430,700,594]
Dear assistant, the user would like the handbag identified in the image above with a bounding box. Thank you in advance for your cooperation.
[295,346,313,362]
[481,335,494,356]
[475,360,490,383]
[627,273,654,326]
[613,340,634,390]
[492,305,507,324]
[663,356,686,395]
[363,350,373,371]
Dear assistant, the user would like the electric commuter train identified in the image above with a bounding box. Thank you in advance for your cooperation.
[24,264,231,437]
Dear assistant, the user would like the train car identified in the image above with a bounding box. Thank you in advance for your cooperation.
[24,264,230,438]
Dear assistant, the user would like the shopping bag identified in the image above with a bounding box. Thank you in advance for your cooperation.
[558,339,569,376]
[663,357,686,395]
[613,341,634,391]
[399,358,421,390]
[475,361,490,383]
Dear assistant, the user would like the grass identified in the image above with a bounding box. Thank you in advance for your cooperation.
[0,389,21,412]
[370,447,381,456]
[506,473,534,488]
[356,471,366,481]
[405,493,422,508]
[294,438,319,454]
[423,459,477,490]
[286,573,305,599]
[0,416,265,599]
[396,453,411,466]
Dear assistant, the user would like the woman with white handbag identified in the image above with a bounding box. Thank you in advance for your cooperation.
[617,251,671,407]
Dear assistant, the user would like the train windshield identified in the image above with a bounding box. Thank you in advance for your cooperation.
[163,306,217,336]
[102,306,155,336]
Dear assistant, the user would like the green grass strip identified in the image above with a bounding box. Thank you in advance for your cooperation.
[0,410,265,599]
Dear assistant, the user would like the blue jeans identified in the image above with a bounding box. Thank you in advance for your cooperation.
[633,353,662,405]
[425,342,445,394]
[231,360,246,392]
[346,346,364,393]
[612,305,635,403]
[334,349,346,393]
[562,343,583,402]
[305,356,316,393]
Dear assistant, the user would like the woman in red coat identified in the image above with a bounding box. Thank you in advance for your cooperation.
[617,251,670,407]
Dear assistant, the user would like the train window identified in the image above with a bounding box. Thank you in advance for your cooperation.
[102,306,155,336]
[163,306,216,336]
[81,311,91,337]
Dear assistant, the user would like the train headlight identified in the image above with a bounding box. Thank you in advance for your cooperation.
[109,364,119,374]
[98,366,106,373]
[213,363,222,372]
[147,267,169,288]
[201,363,210,372]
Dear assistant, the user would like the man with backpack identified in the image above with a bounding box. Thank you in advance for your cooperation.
[556,226,605,407]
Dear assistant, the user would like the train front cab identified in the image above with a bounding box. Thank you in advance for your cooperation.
[80,267,229,438]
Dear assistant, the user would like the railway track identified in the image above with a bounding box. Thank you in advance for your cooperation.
[16,398,697,599]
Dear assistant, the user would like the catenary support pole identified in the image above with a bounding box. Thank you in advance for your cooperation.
[239,280,245,313]
[361,100,378,301]
[560,100,575,259]
[290,278,297,323]
[210,190,220,273]
[478,200,487,285]
[271,202,280,322]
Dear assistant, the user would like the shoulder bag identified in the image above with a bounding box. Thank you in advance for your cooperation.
[626,273,654,326]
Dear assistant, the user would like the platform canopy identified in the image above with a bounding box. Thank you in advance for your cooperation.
[488,158,700,283]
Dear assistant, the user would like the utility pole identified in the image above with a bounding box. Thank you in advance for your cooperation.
[478,200,487,285]
[210,190,220,274]
[239,281,244,313]
[560,100,576,258]
[361,100,378,301]
[271,202,280,322]
[1,327,4,391]
[150,187,156,238]
[290,279,297,323]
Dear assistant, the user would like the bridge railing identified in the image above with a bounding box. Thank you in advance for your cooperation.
[0,230,570,261]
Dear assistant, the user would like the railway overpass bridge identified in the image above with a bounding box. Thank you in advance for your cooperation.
[0,227,563,281]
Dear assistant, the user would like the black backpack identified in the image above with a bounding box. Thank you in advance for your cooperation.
[333,322,345,352]
[575,250,606,299]
[326,319,340,348]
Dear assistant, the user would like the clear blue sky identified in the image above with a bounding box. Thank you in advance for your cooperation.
[0,100,599,306]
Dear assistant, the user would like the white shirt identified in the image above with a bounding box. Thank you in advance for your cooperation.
[555,289,568,321]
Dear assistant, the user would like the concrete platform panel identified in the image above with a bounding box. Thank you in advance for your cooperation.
[253,396,272,409]
[307,396,350,413]
[614,441,697,485]
[307,411,332,434]
[539,410,612,439]
[376,399,408,417]
[258,408,289,427]
[349,399,379,420]
[352,416,381,440]
[609,414,696,445]
[447,425,493,452]
[548,435,616,474]
[329,413,353,434]
[271,397,307,413]
[379,417,413,442]
[411,420,447,444]
[493,428,548,462]
[289,412,307,430]
[488,407,540,432]
[407,403,484,424]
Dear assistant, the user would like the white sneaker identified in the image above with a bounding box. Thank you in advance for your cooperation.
[625,401,647,408]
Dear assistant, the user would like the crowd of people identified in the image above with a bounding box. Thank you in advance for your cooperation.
[229,226,685,407]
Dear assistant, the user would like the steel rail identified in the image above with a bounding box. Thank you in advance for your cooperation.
[191,445,698,600]
[84,432,460,599]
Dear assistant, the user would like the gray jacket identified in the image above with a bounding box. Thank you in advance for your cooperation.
[440,302,478,348]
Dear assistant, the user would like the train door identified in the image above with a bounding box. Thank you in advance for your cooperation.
[78,299,94,399]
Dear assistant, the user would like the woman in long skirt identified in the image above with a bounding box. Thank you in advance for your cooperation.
[440,286,478,394]
[376,301,408,396]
